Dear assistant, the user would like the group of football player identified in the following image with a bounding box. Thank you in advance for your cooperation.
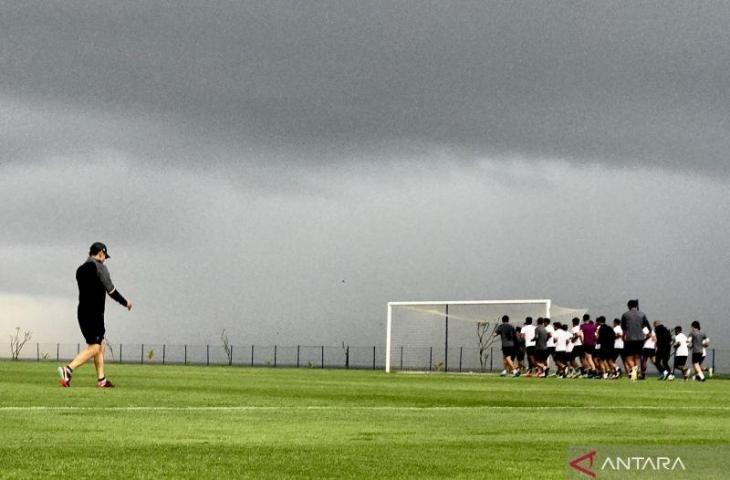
[493,300,710,381]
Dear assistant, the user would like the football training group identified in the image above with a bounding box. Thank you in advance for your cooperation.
[493,299,711,381]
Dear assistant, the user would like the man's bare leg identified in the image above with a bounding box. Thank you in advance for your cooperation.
[68,344,102,370]
[93,343,106,380]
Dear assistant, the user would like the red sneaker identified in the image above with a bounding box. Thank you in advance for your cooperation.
[57,366,72,388]
[97,378,115,388]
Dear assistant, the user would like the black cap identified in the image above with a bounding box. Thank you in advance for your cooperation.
[89,242,110,258]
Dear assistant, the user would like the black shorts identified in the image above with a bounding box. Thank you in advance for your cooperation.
[572,345,584,359]
[583,344,595,356]
[548,347,556,358]
[555,351,569,363]
[642,348,656,358]
[536,349,549,362]
[624,340,644,356]
[692,353,704,364]
[78,322,105,345]
[674,355,687,369]
[613,349,622,361]
[599,347,615,360]
[502,347,516,359]
[77,312,105,345]
[526,346,536,356]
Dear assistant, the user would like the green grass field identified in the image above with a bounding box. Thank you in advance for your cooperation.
[1,361,728,479]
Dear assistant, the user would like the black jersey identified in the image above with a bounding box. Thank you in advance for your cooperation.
[76,257,116,317]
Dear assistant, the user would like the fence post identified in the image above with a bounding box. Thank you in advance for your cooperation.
[184,344,187,365]
[56,343,59,362]
[400,345,404,370]
[489,347,493,372]
[373,346,376,370]
[346,346,350,369]
[163,344,166,365]
[206,344,210,366]
[321,345,324,368]
[274,345,277,368]
[251,345,254,367]
[141,344,144,364]
[120,344,123,363]
[77,343,80,354]
[230,345,233,366]
[36,343,39,361]
[459,346,463,372]
[297,345,300,368]
[429,346,433,371]
[712,348,716,375]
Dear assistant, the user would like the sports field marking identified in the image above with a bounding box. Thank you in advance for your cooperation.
[2,405,730,412]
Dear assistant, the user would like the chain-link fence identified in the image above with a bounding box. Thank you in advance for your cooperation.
[3,342,729,374]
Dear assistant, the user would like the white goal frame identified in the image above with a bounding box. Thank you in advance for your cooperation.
[385,299,551,373]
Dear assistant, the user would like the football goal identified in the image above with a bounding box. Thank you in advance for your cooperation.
[385,299,586,373]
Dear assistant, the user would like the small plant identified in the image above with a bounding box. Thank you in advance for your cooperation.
[42,352,49,360]
[147,349,155,361]
[433,361,444,372]
[104,338,116,362]
[221,329,233,365]
[477,320,497,372]
[9,327,32,360]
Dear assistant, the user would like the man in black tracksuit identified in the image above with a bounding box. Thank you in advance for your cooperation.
[653,320,672,380]
[58,242,132,388]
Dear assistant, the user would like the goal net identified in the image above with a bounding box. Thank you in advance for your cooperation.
[385,299,586,373]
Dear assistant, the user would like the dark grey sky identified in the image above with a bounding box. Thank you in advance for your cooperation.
[1,1,728,348]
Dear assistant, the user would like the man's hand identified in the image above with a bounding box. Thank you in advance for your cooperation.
[126,300,133,311]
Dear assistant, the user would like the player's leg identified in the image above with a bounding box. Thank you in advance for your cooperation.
[93,345,103,379]
[692,353,705,381]
[69,343,102,370]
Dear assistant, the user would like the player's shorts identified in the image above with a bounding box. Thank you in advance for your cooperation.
[555,351,569,363]
[613,348,622,361]
[526,346,536,357]
[642,348,656,358]
[548,347,556,358]
[674,355,687,369]
[599,347,615,360]
[515,349,525,361]
[583,344,595,356]
[502,347,516,359]
[78,320,105,345]
[572,345,584,359]
[692,353,704,364]
[77,309,105,345]
[535,349,549,362]
[624,340,644,356]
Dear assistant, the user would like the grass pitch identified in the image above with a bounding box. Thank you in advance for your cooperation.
[1,361,728,479]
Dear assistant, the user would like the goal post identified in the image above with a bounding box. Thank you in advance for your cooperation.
[385,299,584,373]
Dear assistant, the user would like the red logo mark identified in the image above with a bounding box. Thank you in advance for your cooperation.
[569,449,597,478]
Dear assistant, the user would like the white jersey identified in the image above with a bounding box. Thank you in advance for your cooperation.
[545,324,555,347]
[614,325,624,349]
[643,326,656,349]
[571,325,582,346]
[566,330,574,353]
[674,333,689,357]
[522,324,536,348]
[554,329,569,352]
